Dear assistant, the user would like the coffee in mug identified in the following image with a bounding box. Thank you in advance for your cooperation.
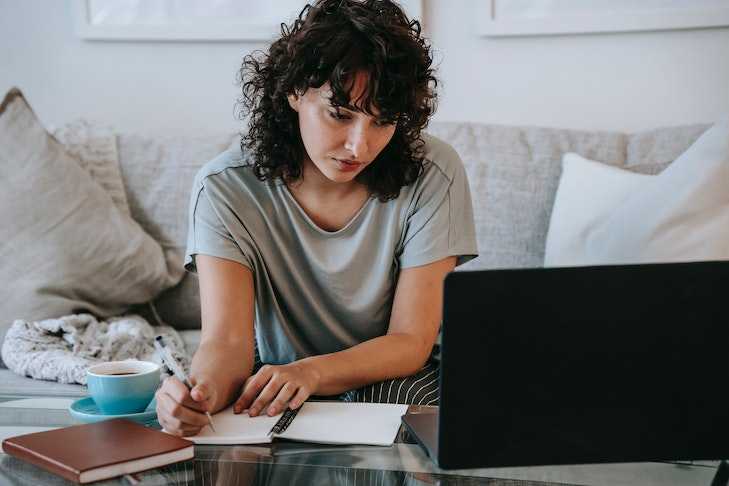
[86,360,160,415]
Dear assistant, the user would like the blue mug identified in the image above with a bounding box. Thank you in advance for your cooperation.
[86,360,160,415]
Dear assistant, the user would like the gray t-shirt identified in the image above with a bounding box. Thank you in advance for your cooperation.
[184,134,478,364]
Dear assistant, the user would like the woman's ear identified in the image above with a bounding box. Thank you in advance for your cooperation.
[287,93,300,112]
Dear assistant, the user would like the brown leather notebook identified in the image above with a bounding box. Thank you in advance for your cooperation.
[2,418,194,484]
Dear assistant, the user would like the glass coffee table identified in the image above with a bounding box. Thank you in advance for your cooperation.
[0,393,721,486]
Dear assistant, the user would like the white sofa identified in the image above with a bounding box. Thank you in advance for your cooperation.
[0,119,709,397]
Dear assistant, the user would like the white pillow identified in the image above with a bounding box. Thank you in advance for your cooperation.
[545,118,729,267]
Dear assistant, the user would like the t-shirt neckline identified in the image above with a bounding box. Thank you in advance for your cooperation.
[280,183,375,236]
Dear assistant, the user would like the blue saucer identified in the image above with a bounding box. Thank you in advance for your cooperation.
[69,396,158,427]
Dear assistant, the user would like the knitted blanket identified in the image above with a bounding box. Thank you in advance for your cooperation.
[1,313,190,385]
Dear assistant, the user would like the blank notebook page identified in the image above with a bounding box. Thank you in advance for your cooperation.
[278,402,408,446]
[189,405,281,445]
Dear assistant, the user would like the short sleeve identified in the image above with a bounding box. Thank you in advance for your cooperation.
[399,145,478,269]
[184,183,253,273]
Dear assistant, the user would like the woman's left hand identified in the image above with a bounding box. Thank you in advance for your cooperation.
[233,361,320,417]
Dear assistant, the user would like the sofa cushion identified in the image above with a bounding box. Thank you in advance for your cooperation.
[625,123,710,172]
[0,88,183,345]
[0,369,87,398]
[52,118,131,217]
[117,134,238,329]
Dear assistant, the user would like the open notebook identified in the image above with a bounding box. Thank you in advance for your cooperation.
[187,402,408,447]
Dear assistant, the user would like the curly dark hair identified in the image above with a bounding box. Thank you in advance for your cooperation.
[236,0,438,201]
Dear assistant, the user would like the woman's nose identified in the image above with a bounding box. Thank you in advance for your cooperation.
[344,123,369,160]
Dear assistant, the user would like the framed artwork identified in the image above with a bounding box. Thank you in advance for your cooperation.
[72,0,423,41]
[478,0,729,37]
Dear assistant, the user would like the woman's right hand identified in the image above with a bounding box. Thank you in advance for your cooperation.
[155,376,216,436]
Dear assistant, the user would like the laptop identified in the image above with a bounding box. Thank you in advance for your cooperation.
[402,261,729,469]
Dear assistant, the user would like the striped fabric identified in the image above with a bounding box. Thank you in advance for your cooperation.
[252,346,440,406]
[341,360,440,405]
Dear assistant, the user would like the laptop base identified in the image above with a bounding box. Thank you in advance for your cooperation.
[402,412,439,463]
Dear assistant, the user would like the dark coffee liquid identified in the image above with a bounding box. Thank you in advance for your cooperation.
[105,372,139,376]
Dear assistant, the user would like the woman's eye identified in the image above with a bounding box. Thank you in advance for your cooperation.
[329,110,349,120]
[375,119,395,127]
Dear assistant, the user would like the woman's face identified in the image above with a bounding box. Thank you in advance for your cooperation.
[288,72,397,185]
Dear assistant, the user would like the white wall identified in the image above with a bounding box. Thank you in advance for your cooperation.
[2,0,728,137]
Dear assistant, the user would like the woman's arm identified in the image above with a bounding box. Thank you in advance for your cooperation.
[305,255,456,393]
[192,255,256,411]
[155,255,256,435]
[235,256,456,417]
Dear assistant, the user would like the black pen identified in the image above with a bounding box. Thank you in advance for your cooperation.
[154,336,216,432]
[267,407,300,437]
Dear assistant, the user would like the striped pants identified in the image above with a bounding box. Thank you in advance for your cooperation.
[340,359,440,405]
[253,348,441,406]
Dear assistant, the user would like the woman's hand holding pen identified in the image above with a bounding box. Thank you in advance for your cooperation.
[156,332,251,436]
[234,361,320,417]
[155,376,217,436]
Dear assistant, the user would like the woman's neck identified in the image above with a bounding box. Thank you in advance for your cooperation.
[284,157,372,232]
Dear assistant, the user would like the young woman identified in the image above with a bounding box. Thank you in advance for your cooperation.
[156,0,477,437]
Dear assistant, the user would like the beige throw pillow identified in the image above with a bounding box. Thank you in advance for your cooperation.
[0,88,183,341]
[52,118,131,217]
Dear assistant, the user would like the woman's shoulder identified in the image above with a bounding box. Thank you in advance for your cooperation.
[191,147,275,199]
[419,133,465,184]
[393,134,467,208]
[193,148,251,186]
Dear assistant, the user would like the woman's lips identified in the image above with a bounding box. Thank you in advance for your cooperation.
[333,158,362,172]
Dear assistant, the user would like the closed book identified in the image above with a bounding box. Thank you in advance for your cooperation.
[2,418,194,484]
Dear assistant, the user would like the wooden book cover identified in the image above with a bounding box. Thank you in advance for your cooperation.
[2,418,194,484]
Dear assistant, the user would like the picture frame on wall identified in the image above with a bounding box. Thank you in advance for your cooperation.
[478,0,729,37]
[72,0,423,42]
